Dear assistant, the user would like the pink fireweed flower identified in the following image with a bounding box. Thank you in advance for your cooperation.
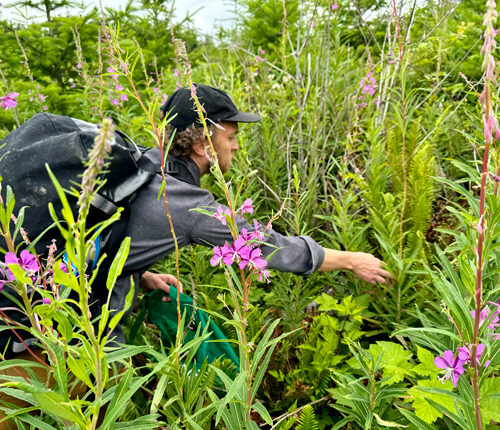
[260,49,265,55]
[76,62,83,69]
[332,3,338,10]
[213,206,232,225]
[5,250,40,281]
[120,94,128,101]
[457,343,489,367]
[360,73,377,97]
[471,305,499,329]
[110,98,120,106]
[477,215,484,234]
[153,87,159,93]
[38,93,46,102]
[211,242,237,267]
[42,105,48,111]
[42,297,51,305]
[258,268,270,282]
[241,220,264,242]
[239,247,267,270]
[252,219,264,241]
[232,236,252,260]
[115,84,123,91]
[1,92,19,110]
[173,69,180,77]
[434,350,465,387]
[238,198,254,217]
[106,67,119,82]
[211,246,224,266]
[483,114,495,141]
[221,243,235,265]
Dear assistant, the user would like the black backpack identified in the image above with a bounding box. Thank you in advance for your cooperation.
[0,112,159,355]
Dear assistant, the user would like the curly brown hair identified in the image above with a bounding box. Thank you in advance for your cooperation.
[168,124,214,161]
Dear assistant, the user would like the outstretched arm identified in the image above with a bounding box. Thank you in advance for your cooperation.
[318,248,394,285]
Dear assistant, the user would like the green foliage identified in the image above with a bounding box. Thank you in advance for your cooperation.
[1,0,498,427]
[408,379,457,424]
[329,342,409,429]
[236,0,299,52]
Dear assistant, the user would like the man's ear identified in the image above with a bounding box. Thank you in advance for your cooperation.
[192,140,207,157]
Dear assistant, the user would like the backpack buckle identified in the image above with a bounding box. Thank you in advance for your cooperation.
[166,161,179,174]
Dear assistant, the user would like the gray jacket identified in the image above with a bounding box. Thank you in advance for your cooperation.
[125,151,325,275]
[108,152,325,343]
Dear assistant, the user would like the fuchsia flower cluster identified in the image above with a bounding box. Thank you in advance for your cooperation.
[358,72,377,108]
[435,300,499,387]
[210,199,270,282]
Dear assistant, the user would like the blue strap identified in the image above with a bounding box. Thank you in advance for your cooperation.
[62,234,101,277]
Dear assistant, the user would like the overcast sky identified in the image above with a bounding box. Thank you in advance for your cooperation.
[1,0,235,34]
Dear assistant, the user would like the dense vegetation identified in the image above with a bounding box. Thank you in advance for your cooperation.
[0,0,499,428]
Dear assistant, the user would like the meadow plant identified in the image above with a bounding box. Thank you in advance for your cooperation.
[0,117,169,428]
[172,37,289,428]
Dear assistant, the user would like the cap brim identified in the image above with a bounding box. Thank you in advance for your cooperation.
[224,111,261,123]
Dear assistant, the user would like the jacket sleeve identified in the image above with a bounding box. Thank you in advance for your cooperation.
[187,195,325,276]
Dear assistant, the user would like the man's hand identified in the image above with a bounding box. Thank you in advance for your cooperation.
[139,271,183,302]
[318,248,394,285]
[348,252,394,285]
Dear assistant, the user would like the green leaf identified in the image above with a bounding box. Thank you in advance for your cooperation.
[252,402,272,426]
[66,354,93,390]
[113,415,163,429]
[106,237,131,290]
[157,180,166,201]
[107,275,135,335]
[314,293,338,312]
[150,374,168,414]
[53,312,73,343]
[100,368,155,428]
[368,341,414,385]
[407,379,457,424]
[52,261,79,292]
[373,413,408,428]
[7,263,33,286]
[45,165,75,227]
[480,377,500,425]
[396,407,438,430]
[32,391,85,426]
[413,346,440,377]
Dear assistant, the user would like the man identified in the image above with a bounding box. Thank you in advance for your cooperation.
[135,83,393,303]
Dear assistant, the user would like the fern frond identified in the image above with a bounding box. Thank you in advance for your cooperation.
[295,405,319,430]
[408,142,437,236]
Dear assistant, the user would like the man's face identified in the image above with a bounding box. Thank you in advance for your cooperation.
[212,122,239,174]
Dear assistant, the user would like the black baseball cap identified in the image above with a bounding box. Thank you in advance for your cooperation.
[160,84,261,132]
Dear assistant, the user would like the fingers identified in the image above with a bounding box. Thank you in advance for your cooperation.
[374,275,389,284]
[157,274,184,293]
[379,269,394,280]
